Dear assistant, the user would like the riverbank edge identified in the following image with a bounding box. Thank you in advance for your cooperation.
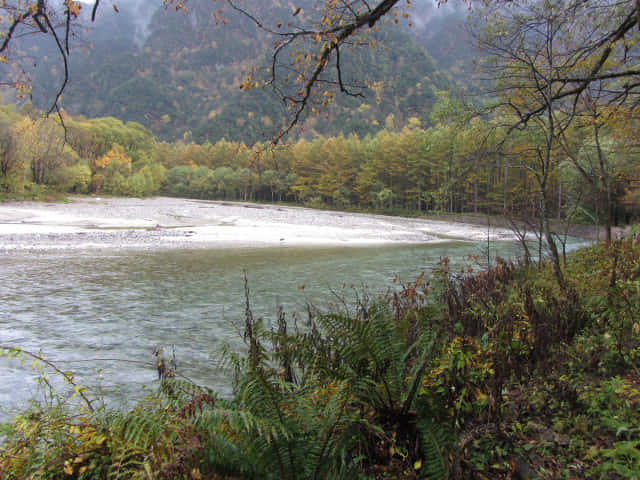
[417,212,629,241]
[1,194,627,242]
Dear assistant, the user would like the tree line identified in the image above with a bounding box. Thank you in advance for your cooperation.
[1,91,638,227]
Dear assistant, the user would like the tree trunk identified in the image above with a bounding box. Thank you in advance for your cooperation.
[594,122,613,244]
[503,163,508,213]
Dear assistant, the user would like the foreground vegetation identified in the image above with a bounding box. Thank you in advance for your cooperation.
[1,238,638,479]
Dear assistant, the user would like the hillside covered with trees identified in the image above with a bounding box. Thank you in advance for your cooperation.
[13,0,466,144]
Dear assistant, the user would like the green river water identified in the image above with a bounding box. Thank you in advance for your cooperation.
[0,239,583,416]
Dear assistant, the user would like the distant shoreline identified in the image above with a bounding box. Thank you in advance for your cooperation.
[418,212,629,241]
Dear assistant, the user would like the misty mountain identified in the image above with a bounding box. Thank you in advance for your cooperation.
[26,0,477,144]
[409,2,478,74]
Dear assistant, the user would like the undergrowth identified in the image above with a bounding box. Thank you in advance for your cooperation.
[1,239,639,479]
[0,183,69,202]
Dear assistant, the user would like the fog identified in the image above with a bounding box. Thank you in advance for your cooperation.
[409,0,470,29]
[74,0,469,46]
[76,0,156,45]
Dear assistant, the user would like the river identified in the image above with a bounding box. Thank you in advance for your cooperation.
[0,198,585,419]
[0,241,526,416]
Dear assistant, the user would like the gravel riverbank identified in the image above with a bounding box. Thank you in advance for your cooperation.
[0,197,520,251]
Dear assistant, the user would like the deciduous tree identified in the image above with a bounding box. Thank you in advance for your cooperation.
[0,114,22,190]
[15,116,67,185]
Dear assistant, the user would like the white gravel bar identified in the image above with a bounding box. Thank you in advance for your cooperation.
[0,197,517,250]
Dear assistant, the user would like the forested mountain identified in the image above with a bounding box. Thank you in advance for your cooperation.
[24,0,471,144]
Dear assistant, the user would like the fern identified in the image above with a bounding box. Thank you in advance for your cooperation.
[1,280,448,480]
[211,290,447,479]
[417,417,452,480]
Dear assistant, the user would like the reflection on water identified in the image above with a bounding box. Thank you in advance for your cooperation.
[0,240,546,416]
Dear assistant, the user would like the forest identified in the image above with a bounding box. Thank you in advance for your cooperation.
[1,88,638,236]
[1,0,640,478]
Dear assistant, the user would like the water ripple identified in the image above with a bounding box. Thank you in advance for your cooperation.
[1,241,536,418]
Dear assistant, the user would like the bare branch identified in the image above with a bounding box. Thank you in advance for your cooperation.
[0,9,33,53]
[43,13,69,115]
[91,0,100,22]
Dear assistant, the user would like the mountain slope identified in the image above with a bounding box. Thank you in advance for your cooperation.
[27,0,473,144]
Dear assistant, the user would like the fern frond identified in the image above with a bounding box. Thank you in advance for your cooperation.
[416,417,452,480]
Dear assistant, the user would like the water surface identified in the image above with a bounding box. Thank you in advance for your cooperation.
[0,240,548,416]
